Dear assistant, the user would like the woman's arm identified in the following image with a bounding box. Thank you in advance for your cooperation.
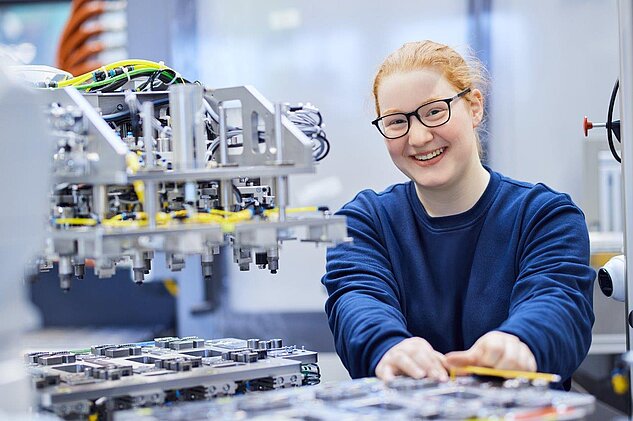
[321,192,413,378]
[493,195,595,381]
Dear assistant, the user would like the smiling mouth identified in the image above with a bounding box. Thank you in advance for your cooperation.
[413,147,445,161]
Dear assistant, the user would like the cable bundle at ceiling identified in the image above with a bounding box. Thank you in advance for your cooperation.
[56,0,127,76]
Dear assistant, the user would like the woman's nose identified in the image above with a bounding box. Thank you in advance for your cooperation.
[407,117,434,146]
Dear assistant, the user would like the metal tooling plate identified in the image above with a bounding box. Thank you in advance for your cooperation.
[127,164,315,182]
[48,216,345,240]
[266,349,317,364]
[37,356,301,405]
[114,377,596,421]
[202,338,318,364]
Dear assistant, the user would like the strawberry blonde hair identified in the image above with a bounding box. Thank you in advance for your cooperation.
[372,40,489,156]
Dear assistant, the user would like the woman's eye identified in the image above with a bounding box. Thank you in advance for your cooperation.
[425,108,447,119]
[385,117,407,127]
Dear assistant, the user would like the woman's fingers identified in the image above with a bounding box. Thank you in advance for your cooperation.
[375,337,448,381]
[446,331,537,372]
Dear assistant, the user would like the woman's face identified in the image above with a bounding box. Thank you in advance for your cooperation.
[376,68,483,191]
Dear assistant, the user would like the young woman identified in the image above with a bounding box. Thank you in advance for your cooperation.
[321,40,594,388]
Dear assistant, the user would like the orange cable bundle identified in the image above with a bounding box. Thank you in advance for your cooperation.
[59,24,104,66]
[64,43,105,72]
[55,0,124,76]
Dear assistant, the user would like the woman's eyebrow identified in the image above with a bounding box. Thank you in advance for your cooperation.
[382,107,403,114]
[419,95,443,105]
[382,96,445,115]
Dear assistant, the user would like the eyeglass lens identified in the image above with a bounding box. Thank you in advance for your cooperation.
[379,100,450,138]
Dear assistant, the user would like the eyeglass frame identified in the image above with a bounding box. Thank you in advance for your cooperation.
[371,87,472,139]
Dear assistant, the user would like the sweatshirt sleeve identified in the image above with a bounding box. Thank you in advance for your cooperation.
[321,192,412,378]
[496,193,595,383]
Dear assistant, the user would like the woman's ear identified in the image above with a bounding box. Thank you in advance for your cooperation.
[469,88,484,128]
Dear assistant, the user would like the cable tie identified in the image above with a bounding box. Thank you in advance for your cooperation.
[122,66,131,82]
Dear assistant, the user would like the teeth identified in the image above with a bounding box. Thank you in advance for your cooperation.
[414,148,444,161]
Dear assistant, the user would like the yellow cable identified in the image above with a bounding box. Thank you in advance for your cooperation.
[188,210,252,225]
[156,213,171,224]
[209,209,240,216]
[57,64,154,87]
[54,218,97,226]
[125,153,145,205]
[188,213,224,224]
[207,208,252,221]
[171,210,188,218]
[56,206,317,231]
[99,206,255,231]
[263,206,318,217]
[57,59,168,87]
[180,209,253,233]
[101,211,173,227]
[57,206,313,230]
[449,365,561,383]
[101,218,143,228]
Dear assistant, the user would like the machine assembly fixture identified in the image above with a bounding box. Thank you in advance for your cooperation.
[28,60,348,290]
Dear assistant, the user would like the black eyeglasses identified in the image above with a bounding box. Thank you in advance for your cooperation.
[372,88,471,139]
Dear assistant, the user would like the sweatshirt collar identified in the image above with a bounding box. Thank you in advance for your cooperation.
[408,166,501,231]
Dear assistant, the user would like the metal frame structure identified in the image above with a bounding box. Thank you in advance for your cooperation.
[41,82,348,289]
[618,0,633,412]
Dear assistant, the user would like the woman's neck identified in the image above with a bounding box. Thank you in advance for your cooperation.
[415,163,490,218]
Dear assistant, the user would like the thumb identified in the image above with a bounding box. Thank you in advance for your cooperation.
[445,348,480,368]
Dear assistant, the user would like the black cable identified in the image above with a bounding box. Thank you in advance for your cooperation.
[135,70,160,92]
[98,78,130,93]
[607,79,621,163]
[315,137,330,161]
[88,68,189,94]
[102,97,170,122]
[232,184,242,203]
[155,70,190,87]
[86,69,157,93]
[286,106,330,161]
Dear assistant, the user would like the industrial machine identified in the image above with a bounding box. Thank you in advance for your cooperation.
[27,336,318,419]
[0,59,345,418]
[24,60,347,290]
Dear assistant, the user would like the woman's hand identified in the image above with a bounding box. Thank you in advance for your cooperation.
[375,337,449,381]
[445,331,537,372]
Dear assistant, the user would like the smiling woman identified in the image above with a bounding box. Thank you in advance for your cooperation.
[321,40,595,390]
[376,68,487,206]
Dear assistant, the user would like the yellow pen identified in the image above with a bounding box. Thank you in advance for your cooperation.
[449,365,561,383]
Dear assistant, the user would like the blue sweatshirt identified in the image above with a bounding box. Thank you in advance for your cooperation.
[322,169,595,385]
